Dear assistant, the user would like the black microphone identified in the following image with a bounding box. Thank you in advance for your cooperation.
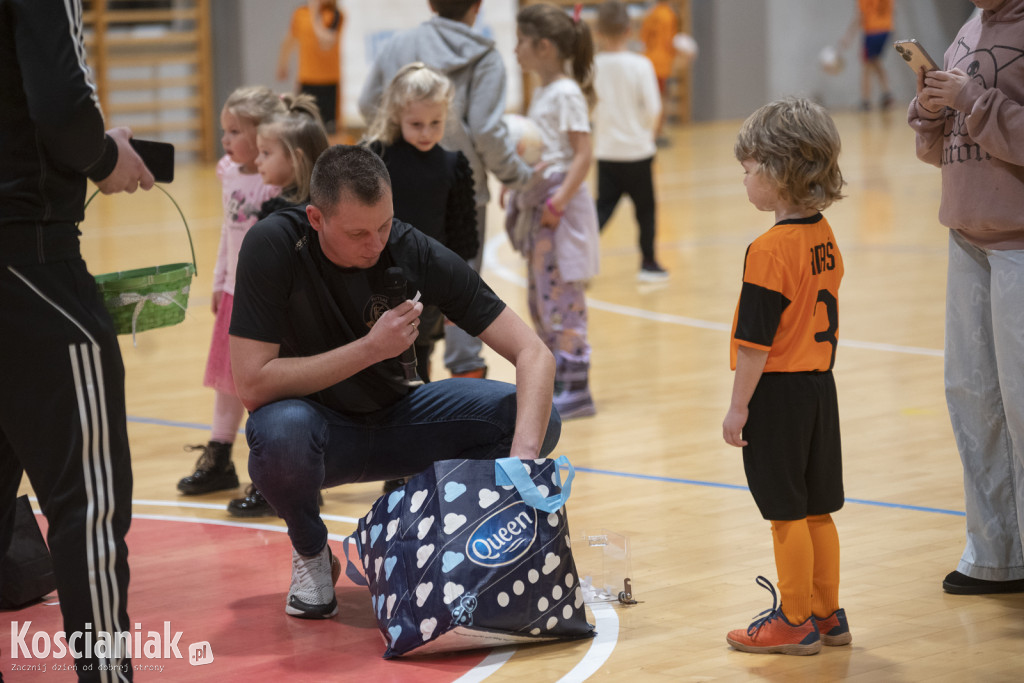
[383,266,421,385]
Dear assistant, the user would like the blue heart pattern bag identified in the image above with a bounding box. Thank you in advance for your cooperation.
[353,456,595,657]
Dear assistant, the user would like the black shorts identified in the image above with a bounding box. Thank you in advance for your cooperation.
[741,371,844,520]
[300,82,337,130]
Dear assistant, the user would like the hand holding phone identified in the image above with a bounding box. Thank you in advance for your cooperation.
[129,139,175,183]
[893,39,939,74]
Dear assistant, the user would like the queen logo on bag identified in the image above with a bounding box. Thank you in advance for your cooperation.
[467,502,537,566]
[351,456,594,658]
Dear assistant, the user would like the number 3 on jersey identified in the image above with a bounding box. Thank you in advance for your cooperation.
[814,289,838,370]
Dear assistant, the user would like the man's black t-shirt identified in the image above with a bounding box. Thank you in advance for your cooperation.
[230,205,505,415]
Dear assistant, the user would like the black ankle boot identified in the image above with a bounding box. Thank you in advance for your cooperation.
[227,486,324,517]
[553,358,595,420]
[227,485,274,517]
[177,441,239,494]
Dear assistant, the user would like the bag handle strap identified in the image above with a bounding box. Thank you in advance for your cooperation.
[341,532,368,587]
[494,455,574,513]
[84,184,198,276]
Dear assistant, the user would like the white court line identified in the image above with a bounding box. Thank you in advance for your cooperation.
[132,512,293,534]
[838,338,943,357]
[133,498,241,511]
[451,647,517,683]
[556,603,620,683]
[131,497,360,524]
[483,234,944,358]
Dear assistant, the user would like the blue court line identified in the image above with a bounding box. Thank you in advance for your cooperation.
[843,497,965,516]
[562,464,965,517]
[128,414,244,434]
[129,414,966,518]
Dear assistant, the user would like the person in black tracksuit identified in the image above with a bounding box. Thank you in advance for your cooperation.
[0,1,154,680]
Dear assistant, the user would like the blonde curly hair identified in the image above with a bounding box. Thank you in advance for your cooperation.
[734,97,845,211]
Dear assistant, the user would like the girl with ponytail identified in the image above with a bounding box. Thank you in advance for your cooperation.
[507,3,600,419]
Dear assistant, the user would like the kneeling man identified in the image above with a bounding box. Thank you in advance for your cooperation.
[229,145,561,618]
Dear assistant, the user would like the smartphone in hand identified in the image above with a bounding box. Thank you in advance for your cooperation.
[893,39,939,74]
[129,138,174,183]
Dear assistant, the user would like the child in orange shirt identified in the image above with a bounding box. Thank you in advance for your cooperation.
[723,98,849,656]
[277,1,344,132]
[840,0,894,110]
[640,0,677,143]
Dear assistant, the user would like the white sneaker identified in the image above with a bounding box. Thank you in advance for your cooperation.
[286,545,341,619]
[637,262,669,282]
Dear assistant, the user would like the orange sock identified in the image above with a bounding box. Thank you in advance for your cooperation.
[808,513,841,617]
[771,519,813,624]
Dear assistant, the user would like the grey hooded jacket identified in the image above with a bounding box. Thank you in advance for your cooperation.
[358,16,532,206]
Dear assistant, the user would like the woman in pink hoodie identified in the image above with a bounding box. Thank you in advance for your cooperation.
[909,0,1024,596]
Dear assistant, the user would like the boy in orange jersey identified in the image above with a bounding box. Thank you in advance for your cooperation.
[840,0,895,110]
[722,98,850,656]
[277,1,344,132]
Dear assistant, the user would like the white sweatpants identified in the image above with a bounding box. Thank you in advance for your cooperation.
[945,230,1024,581]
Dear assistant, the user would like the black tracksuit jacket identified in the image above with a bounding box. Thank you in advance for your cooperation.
[1,0,118,258]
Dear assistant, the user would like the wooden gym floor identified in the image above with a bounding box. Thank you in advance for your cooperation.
[10,109,1024,681]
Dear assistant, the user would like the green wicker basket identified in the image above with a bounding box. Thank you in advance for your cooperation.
[86,185,197,342]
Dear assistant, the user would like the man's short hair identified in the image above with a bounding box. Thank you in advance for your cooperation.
[310,145,391,215]
[429,0,478,21]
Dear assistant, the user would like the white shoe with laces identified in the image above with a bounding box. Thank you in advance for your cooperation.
[286,545,341,619]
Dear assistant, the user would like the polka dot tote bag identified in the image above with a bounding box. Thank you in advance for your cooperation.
[352,456,594,658]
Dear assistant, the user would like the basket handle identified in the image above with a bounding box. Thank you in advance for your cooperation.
[84,185,197,277]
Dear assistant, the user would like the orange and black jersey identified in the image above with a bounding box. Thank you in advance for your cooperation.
[858,0,893,34]
[730,213,844,373]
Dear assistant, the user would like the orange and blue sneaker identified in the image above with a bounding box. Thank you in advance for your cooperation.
[815,607,852,646]
[726,576,822,656]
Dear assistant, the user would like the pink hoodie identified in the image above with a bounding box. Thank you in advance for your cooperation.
[908,0,1024,249]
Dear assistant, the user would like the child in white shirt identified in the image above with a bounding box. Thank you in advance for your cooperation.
[593,0,667,281]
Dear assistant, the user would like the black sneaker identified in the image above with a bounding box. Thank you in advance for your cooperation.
[942,570,1024,595]
[177,442,239,494]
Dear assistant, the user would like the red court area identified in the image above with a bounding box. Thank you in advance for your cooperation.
[4,517,492,681]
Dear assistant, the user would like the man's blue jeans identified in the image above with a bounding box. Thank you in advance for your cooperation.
[245,378,562,556]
